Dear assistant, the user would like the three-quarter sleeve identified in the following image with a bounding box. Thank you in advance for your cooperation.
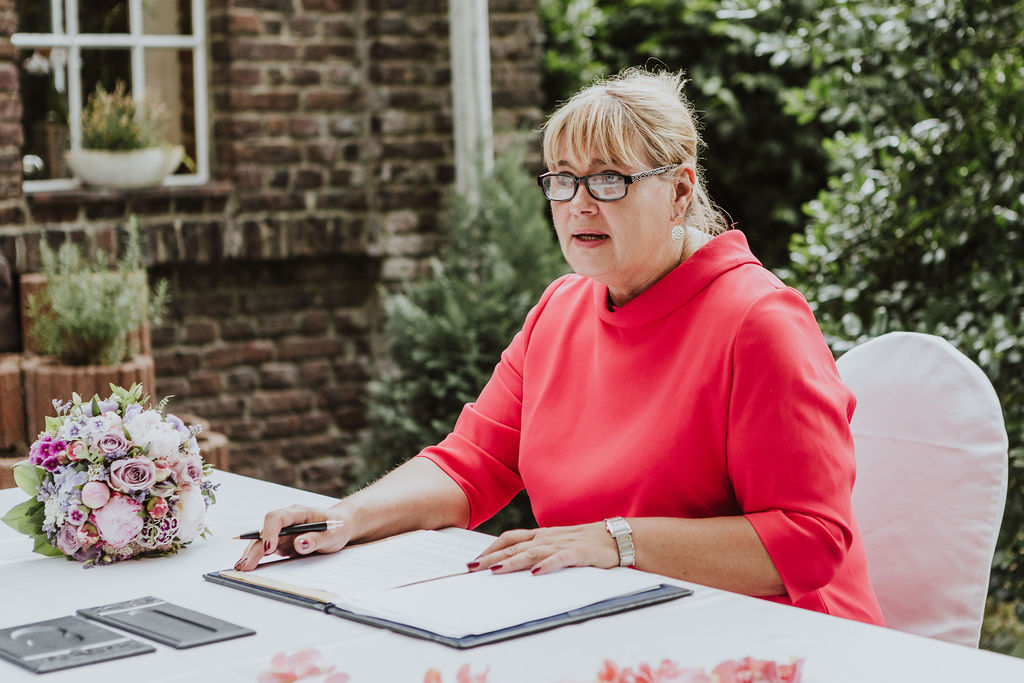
[727,285,858,605]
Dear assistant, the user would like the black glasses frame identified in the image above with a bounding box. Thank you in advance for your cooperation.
[536,164,681,202]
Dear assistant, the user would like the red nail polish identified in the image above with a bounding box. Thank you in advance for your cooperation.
[530,566,542,575]
[490,564,503,571]
[466,561,479,569]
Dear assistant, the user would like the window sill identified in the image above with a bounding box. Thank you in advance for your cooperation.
[24,180,234,204]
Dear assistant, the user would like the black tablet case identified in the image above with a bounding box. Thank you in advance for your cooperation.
[0,615,154,673]
[77,596,255,649]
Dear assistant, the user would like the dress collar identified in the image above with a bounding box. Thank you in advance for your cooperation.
[594,230,761,328]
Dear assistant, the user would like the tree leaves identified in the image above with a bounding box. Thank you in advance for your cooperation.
[776,0,1024,605]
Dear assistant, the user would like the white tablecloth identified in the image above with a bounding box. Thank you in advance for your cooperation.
[2,471,1023,682]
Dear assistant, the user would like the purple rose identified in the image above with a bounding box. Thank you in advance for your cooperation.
[95,430,129,457]
[173,455,204,487]
[108,458,157,493]
[56,524,82,555]
[91,494,144,548]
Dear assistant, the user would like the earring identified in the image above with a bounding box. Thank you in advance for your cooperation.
[671,225,685,241]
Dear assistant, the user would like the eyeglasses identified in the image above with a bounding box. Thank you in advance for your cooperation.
[536,164,680,202]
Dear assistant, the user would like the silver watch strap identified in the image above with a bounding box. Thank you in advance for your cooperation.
[604,516,635,567]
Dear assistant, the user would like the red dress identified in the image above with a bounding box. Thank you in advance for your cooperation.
[419,230,884,625]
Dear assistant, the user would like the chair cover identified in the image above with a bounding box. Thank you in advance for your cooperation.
[838,332,1008,647]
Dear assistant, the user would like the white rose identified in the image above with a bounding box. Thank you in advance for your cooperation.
[174,486,206,542]
[146,422,183,462]
[126,412,181,462]
[124,411,162,443]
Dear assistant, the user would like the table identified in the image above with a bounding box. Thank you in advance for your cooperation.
[2,471,1023,682]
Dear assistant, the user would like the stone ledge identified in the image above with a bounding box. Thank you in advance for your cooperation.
[24,180,235,205]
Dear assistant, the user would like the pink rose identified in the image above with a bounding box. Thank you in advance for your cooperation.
[173,454,204,486]
[91,494,144,548]
[56,524,82,555]
[77,522,100,548]
[81,481,111,508]
[108,458,157,493]
[66,442,87,462]
[146,496,169,520]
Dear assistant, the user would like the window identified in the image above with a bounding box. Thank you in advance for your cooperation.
[13,0,209,192]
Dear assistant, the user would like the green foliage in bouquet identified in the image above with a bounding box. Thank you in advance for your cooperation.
[27,216,168,366]
[80,80,165,151]
[350,146,568,533]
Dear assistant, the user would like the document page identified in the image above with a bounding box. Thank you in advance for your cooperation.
[341,565,663,638]
[216,529,674,641]
[225,530,493,598]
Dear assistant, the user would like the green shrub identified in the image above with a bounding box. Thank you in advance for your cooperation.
[350,147,569,533]
[763,0,1024,635]
[538,0,833,269]
[28,216,168,366]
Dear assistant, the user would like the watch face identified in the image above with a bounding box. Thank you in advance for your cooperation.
[606,517,630,536]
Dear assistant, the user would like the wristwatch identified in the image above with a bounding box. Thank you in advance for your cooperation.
[604,516,635,567]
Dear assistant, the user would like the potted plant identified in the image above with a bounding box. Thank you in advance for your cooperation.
[65,81,184,189]
[20,216,169,437]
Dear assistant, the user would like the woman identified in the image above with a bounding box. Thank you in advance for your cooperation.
[236,68,884,626]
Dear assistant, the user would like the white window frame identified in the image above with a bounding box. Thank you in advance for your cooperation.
[12,0,210,192]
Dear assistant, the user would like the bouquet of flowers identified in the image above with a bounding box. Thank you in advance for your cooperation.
[1,383,217,566]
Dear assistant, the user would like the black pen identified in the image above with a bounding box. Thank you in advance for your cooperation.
[233,520,345,540]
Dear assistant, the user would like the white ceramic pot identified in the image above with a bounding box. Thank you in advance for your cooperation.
[66,145,184,189]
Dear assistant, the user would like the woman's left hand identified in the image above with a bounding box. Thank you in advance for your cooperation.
[467,523,619,576]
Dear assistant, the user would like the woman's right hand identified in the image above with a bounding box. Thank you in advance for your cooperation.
[233,504,352,571]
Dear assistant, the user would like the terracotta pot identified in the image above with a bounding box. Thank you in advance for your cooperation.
[0,353,25,489]
[0,353,26,449]
[66,145,184,189]
[0,459,17,489]
[22,354,156,438]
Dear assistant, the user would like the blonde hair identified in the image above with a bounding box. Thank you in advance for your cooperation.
[541,68,728,236]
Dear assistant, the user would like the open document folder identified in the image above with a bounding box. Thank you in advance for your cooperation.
[204,529,691,648]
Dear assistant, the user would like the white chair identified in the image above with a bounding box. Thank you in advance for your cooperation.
[837,331,1008,647]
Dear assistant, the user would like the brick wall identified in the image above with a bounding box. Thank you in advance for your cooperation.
[0,0,20,218]
[0,0,544,497]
